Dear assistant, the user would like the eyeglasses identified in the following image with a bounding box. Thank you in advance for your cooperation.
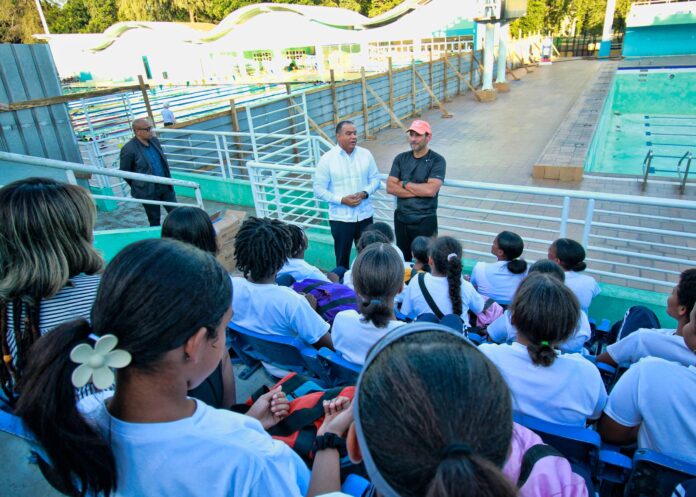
[136,126,153,132]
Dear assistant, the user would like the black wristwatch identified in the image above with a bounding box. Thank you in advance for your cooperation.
[361,190,369,199]
[312,433,346,453]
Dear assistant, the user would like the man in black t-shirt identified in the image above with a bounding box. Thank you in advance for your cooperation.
[386,120,446,261]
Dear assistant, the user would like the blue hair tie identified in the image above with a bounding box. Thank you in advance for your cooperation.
[370,299,382,306]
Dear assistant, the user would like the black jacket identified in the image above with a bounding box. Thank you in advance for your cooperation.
[119,136,172,199]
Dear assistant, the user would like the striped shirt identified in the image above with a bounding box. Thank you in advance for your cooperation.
[313,145,381,222]
[5,273,101,398]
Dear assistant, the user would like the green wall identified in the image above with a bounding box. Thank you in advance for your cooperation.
[171,171,254,207]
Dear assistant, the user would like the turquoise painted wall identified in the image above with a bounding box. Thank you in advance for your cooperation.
[623,24,696,57]
[171,171,254,207]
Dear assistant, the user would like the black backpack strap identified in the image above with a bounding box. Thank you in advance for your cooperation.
[418,272,444,320]
[518,444,564,488]
[250,373,310,403]
[301,281,328,293]
[269,386,347,436]
[317,297,356,316]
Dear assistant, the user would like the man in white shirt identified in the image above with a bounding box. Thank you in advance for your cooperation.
[314,121,381,269]
[161,102,176,126]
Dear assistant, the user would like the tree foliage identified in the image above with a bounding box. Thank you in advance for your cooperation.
[3,0,635,39]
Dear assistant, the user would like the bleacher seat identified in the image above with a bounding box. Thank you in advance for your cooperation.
[316,348,361,386]
[227,322,329,386]
[624,449,696,497]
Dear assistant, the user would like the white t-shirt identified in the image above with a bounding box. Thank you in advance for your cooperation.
[480,342,607,426]
[332,310,404,365]
[231,278,330,375]
[79,392,310,497]
[400,273,485,321]
[606,329,696,367]
[278,258,330,283]
[603,357,696,464]
[470,261,526,305]
[564,272,601,312]
[487,310,591,354]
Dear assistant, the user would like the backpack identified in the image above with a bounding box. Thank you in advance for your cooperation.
[475,298,505,328]
[292,279,358,324]
[610,305,661,343]
[245,373,356,463]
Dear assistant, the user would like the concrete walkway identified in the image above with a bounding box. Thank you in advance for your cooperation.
[362,59,606,185]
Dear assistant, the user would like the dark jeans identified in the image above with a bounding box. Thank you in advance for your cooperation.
[394,213,438,261]
[329,217,373,269]
[143,184,177,227]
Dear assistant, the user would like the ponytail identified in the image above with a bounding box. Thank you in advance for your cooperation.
[496,232,526,275]
[359,299,393,328]
[426,454,517,497]
[526,341,557,367]
[551,238,587,272]
[16,319,116,497]
[445,255,463,316]
[506,259,528,275]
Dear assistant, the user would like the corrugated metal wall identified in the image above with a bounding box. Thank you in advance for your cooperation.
[0,44,82,164]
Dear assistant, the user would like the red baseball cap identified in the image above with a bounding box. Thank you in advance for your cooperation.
[407,120,432,136]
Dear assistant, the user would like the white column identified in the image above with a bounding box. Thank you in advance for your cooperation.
[599,0,617,57]
[482,23,495,90]
[496,23,509,84]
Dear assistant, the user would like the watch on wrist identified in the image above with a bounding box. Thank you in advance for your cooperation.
[402,180,409,188]
[362,190,369,199]
[312,433,346,454]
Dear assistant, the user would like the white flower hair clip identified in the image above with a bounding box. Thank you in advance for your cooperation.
[70,334,132,390]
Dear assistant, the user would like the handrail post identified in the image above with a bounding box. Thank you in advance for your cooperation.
[642,149,653,188]
[246,106,259,162]
[559,196,571,237]
[194,187,204,209]
[681,152,692,193]
[214,135,228,180]
[582,199,595,247]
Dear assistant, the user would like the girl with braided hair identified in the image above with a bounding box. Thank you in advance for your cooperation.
[400,236,485,331]
[230,217,333,377]
[0,177,103,401]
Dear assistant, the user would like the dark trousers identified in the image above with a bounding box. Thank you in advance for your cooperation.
[143,184,177,227]
[394,213,438,261]
[329,217,373,269]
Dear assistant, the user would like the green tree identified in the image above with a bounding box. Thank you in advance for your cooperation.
[368,0,402,17]
[511,0,547,35]
[172,0,212,22]
[0,0,43,42]
[44,0,89,33]
[116,0,186,21]
[85,0,117,32]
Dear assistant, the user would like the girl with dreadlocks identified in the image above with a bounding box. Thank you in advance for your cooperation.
[276,224,340,285]
[230,217,333,377]
[0,177,103,401]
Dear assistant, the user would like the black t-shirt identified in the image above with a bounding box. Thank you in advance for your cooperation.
[389,149,446,221]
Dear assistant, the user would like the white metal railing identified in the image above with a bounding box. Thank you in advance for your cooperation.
[0,151,204,210]
[248,162,696,291]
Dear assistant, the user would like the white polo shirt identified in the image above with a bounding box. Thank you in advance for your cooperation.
[400,273,485,322]
[487,309,591,354]
[606,329,696,367]
[313,145,381,222]
[470,261,527,305]
[604,357,696,464]
[332,310,405,365]
[278,258,330,283]
[564,271,601,312]
[480,342,607,426]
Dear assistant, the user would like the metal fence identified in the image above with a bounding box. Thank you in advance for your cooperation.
[248,161,696,292]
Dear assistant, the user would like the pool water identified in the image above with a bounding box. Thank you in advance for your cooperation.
[585,66,696,177]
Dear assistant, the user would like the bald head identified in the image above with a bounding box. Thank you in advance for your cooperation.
[132,118,153,144]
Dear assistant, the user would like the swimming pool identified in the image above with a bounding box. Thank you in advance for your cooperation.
[585,64,696,177]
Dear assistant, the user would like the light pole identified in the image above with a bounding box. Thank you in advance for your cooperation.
[34,0,50,35]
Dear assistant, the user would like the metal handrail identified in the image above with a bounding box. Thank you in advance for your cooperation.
[642,149,654,186]
[0,151,204,209]
[679,151,693,193]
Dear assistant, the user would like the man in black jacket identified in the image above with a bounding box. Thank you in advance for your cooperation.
[119,118,178,226]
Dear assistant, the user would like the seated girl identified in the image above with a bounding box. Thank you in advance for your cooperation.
[599,306,696,464]
[597,268,696,368]
[230,217,332,377]
[277,224,338,285]
[405,235,432,284]
[486,260,591,353]
[1,178,103,400]
[342,323,588,497]
[548,238,600,313]
[480,273,607,427]
[400,236,485,331]
[162,206,236,408]
[16,238,345,497]
[471,231,528,305]
[332,243,405,365]
[343,230,390,290]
